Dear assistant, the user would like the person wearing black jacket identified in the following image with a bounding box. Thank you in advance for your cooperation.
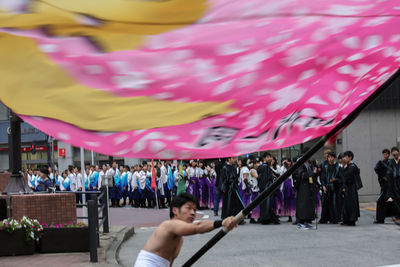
[387,147,400,224]
[221,157,243,220]
[258,152,280,224]
[341,151,361,226]
[374,148,395,223]
[293,159,318,229]
[320,151,343,224]
[213,159,225,216]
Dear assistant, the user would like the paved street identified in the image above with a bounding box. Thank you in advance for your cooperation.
[119,207,400,267]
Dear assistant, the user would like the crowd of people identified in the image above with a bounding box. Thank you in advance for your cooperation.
[25,147,400,229]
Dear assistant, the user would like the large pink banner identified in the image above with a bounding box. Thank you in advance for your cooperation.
[1,0,400,159]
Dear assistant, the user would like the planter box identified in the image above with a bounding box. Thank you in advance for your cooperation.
[38,227,90,253]
[0,229,35,256]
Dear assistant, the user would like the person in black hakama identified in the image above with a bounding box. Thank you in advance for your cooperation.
[293,159,318,229]
[221,157,244,221]
[387,147,400,224]
[341,151,361,226]
[319,151,343,224]
[374,148,399,223]
[258,152,280,225]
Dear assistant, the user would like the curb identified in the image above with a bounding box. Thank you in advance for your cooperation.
[106,226,135,267]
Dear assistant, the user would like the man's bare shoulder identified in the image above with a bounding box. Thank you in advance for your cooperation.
[160,219,190,230]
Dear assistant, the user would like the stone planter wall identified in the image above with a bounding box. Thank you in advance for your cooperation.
[38,227,90,253]
[0,194,77,224]
[0,229,35,256]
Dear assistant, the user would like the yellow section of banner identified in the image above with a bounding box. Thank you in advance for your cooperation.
[0,33,235,132]
[0,0,208,51]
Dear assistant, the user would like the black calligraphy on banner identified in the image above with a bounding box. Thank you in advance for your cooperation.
[196,110,336,148]
[197,126,239,147]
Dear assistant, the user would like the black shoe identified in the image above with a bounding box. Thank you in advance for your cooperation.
[260,220,270,225]
[249,218,257,224]
[273,220,280,225]
[318,220,328,224]
[214,213,218,216]
[373,220,384,224]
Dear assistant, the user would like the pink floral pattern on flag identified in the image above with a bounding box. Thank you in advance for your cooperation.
[3,0,400,158]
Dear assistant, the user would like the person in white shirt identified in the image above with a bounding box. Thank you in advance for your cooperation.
[127,167,133,206]
[157,161,166,208]
[138,165,148,208]
[68,166,78,203]
[33,169,40,190]
[131,165,141,208]
[27,169,35,190]
[98,164,107,188]
[108,161,122,207]
[76,167,84,203]
[160,162,168,207]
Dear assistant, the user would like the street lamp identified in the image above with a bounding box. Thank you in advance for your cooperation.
[4,111,32,193]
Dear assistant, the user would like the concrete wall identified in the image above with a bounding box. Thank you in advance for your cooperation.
[342,109,400,202]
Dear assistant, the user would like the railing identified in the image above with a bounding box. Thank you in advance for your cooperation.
[60,186,110,262]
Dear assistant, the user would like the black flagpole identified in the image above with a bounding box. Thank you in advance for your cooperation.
[182,68,400,267]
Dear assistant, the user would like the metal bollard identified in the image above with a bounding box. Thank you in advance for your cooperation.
[91,194,100,248]
[88,200,98,262]
[102,186,110,233]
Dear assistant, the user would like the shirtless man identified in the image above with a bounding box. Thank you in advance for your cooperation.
[134,193,237,267]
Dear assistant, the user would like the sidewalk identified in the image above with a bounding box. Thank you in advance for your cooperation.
[0,226,127,267]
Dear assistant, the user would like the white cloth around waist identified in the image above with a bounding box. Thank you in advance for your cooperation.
[134,250,170,267]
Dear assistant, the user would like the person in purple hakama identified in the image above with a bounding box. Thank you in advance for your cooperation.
[186,160,200,202]
[280,158,296,222]
[248,159,260,223]
[208,162,217,210]
[197,161,210,209]
[271,157,282,217]
[239,161,251,208]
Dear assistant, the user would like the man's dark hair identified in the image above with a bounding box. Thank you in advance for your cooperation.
[391,147,399,153]
[142,161,147,166]
[343,151,354,160]
[40,167,49,176]
[68,165,74,173]
[262,152,271,159]
[327,151,336,158]
[382,148,390,154]
[170,193,199,219]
